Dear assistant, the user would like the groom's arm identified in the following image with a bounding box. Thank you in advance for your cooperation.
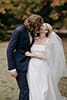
[7,29,19,71]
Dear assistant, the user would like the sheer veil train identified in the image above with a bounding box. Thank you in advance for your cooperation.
[43,23,67,100]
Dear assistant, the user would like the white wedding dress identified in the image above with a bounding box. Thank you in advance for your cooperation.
[27,40,57,100]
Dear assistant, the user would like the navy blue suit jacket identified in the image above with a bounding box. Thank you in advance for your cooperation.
[7,25,32,72]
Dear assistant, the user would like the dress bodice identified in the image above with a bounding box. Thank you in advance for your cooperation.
[31,44,47,55]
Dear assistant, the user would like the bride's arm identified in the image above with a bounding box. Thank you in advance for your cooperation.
[25,41,53,60]
[25,51,48,60]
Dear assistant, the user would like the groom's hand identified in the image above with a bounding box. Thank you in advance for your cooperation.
[10,70,18,78]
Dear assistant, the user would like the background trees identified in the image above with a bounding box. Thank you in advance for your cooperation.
[0,0,67,41]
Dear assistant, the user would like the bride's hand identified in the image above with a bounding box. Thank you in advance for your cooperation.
[25,51,31,56]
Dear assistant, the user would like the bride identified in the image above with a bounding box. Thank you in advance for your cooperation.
[42,23,67,100]
[25,23,67,100]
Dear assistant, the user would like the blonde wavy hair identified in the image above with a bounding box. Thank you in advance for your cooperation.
[43,23,53,36]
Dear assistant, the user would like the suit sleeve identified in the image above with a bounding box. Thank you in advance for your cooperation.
[7,29,19,70]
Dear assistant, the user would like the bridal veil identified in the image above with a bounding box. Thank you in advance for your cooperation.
[43,23,67,100]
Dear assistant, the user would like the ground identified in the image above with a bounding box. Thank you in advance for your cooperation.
[0,42,19,100]
[0,38,67,100]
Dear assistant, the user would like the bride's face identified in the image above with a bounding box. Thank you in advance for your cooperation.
[39,24,48,34]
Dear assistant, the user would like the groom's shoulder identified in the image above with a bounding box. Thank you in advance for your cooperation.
[15,25,25,32]
[12,25,28,36]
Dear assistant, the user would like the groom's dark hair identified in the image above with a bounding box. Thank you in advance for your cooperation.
[24,14,44,33]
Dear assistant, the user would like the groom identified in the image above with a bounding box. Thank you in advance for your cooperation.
[7,14,44,100]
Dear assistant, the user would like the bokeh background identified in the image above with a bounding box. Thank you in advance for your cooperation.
[0,0,67,100]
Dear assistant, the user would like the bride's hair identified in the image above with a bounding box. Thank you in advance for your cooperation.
[43,23,53,37]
